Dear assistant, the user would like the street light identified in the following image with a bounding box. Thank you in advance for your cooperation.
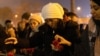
[76,6,82,17]
[14,14,18,18]
[76,6,81,11]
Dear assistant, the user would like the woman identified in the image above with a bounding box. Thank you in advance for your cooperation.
[89,0,100,56]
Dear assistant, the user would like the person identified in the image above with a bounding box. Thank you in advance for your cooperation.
[63,12,92,56]
[4,19,17,56]
[63,12,78,22]
[89,0,100,56]
[17,12,30,38]
[63,7,69,21]
[4,19,16,38]
[4,20,18,55]
[63,7,68,14]
[15,12,31,55]
[20,13,44,56]
[63,12,84,56]
[17,12,30,45]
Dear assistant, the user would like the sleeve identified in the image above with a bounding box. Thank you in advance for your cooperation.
[29,32,43,48]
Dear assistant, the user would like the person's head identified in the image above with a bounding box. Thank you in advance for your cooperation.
[63,12,71,22]
[41,3,64,29]
[21,12,30,22]
[65,12,78,22]
[5,19,13,28]
[63,7,68,15]
[90,0,100,26]
[90,0,100,20]
[63,7,69,22]
[29,13,43,30]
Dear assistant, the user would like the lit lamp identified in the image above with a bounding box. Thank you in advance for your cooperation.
[76,6,81,17]
[76,6,81,11]
[14,14,18,18]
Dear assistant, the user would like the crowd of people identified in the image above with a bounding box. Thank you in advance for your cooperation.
[0,0,100,56]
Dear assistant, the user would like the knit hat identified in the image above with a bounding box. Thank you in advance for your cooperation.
[29,13,43,24]
[41,3,64,19]
[92,0,100,6]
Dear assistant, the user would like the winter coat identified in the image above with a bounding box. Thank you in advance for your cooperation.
[16,22,30,48]
[62,20,81,56]
[29,20,81,56]
[29,24,55,56]
[74,24,90,56]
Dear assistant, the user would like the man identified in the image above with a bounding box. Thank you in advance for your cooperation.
[63,12,88,56]
[17,12,30,38]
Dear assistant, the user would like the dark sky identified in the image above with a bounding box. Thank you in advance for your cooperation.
[0,0,91,18]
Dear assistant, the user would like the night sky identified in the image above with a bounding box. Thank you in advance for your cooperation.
[0,0,91,18]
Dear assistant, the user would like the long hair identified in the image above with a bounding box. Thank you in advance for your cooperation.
[92,16,100,27]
